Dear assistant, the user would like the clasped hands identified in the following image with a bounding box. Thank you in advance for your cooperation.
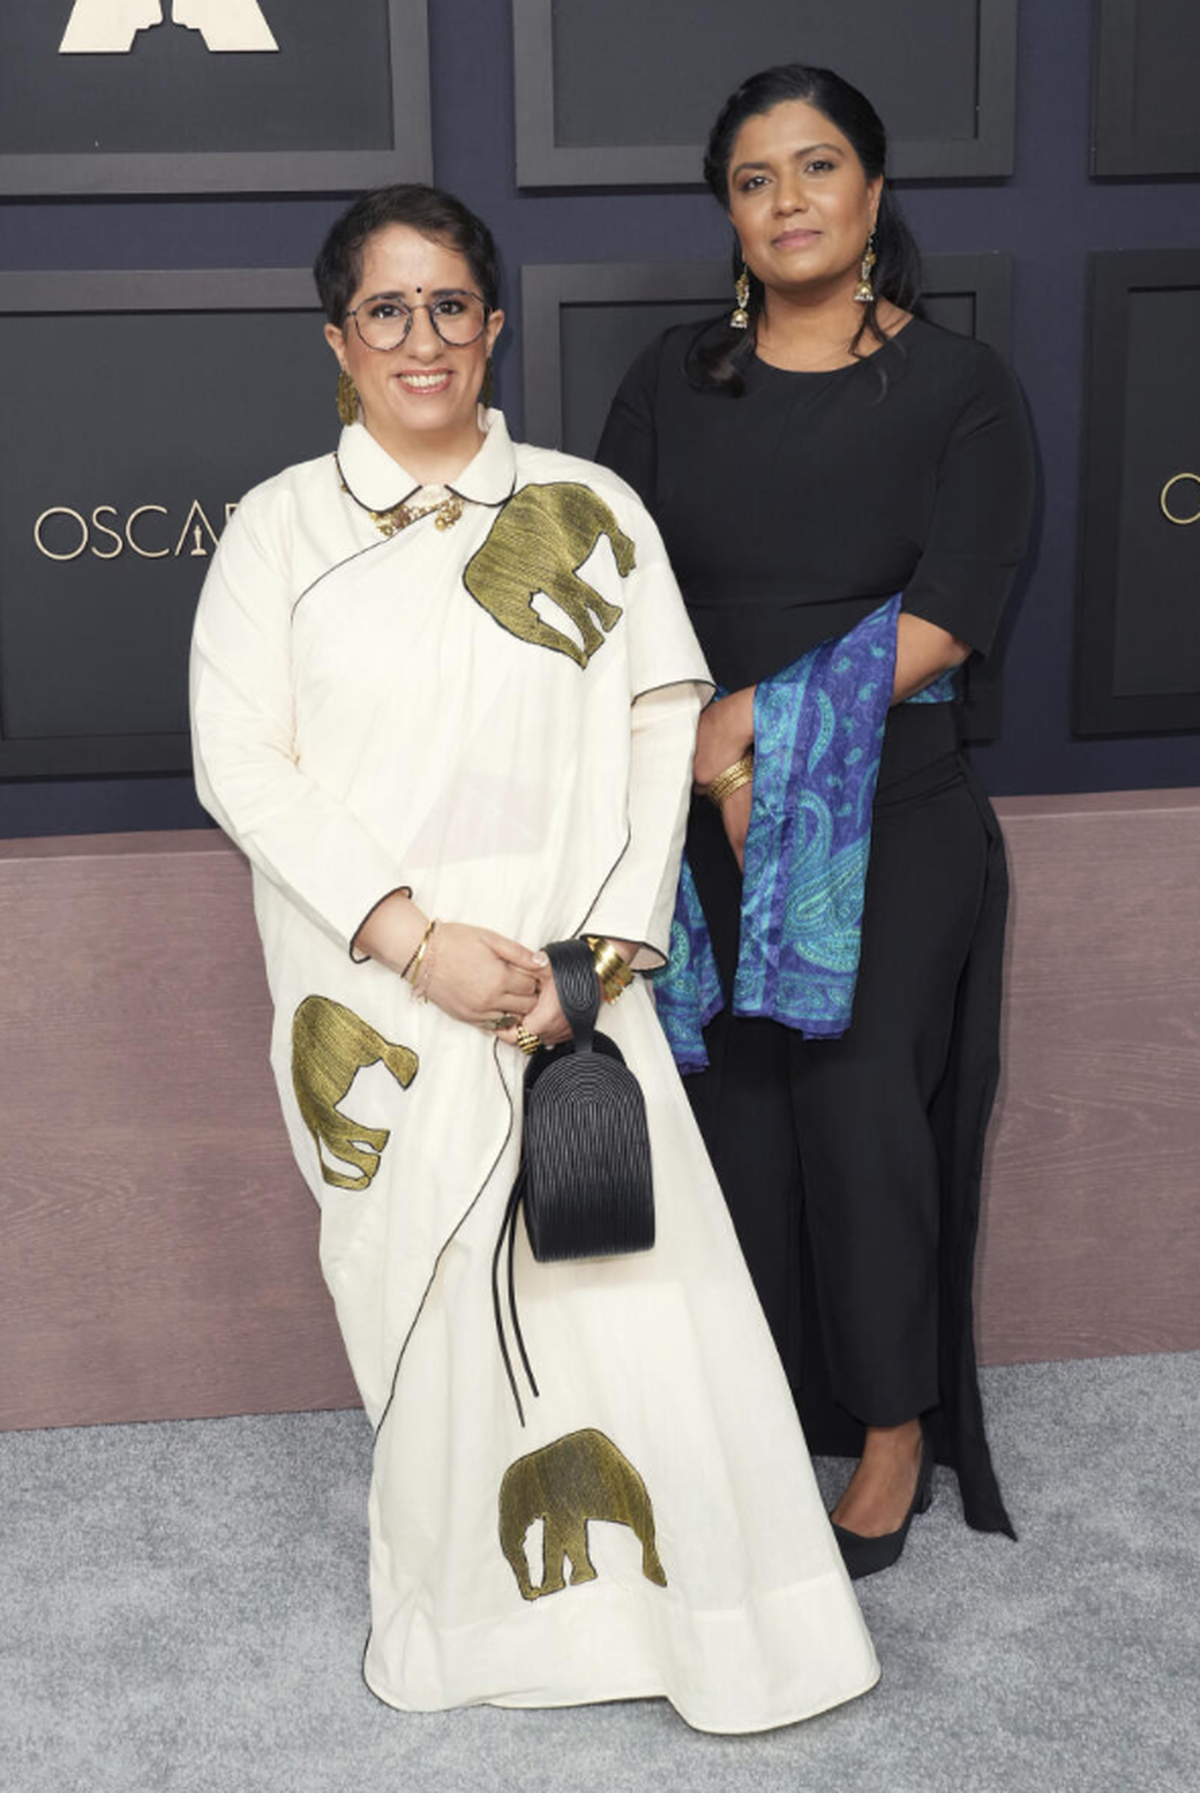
[353,895,574,1046]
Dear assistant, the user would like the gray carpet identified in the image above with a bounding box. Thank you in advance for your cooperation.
[3,1353,1197,1793]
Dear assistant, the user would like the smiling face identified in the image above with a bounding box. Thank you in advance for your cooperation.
[725,99,882,305]
[324,222,504,479]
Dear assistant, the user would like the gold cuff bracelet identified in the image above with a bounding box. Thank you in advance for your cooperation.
[585,934,635,1004]
[706,754,755,808]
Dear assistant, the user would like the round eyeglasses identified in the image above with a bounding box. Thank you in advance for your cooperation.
[345,290,490,352]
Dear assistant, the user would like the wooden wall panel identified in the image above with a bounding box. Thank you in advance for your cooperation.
[975,788,1200,1363]
[1,796,1197,1431]
[0,833,358,1432]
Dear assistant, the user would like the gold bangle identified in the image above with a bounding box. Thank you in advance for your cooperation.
[398,917,430,981]
[413,920,440,1002]
[585,935,635,1003]
[404,917,437,993]
[705,754,755,808]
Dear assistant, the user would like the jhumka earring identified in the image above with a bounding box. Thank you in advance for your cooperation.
[336,368,359,426]
[854,231,878,304]
[730,264,751,330]
[480,356,494,408]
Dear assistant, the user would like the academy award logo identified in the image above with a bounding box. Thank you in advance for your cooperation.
[60,0,278,55]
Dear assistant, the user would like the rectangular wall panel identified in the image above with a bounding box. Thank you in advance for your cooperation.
[0,832,359,1432]
[0,0,430,194]
[522,253,1014,738]
[1093,0,1200,175]
[1076,251,1200,734]
[514,0,1017,185]
[975,789,1200,1365]
[3,793,1198,1430]
[0,271,334,776]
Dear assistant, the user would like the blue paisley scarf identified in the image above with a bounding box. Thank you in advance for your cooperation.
[654,596,955,1072]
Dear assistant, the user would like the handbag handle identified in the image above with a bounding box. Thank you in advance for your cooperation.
[492,936,598,1426]
[544,938,599,1051]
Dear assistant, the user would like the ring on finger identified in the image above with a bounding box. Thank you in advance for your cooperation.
[514,1027,541,1056]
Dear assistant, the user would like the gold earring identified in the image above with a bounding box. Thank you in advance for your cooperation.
[730,264,751,330]
[336,368,359,426]
[854,231,878,305]
[480,357,494,408]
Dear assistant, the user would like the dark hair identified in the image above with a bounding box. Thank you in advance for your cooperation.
[691,63,921,395]
[313,183,501,325]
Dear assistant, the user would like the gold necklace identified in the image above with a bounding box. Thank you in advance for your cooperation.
[336,458,465,539]
[362,492,465,538]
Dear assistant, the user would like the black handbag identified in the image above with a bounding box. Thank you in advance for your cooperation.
[492,938,655,1421]
[522,938,655,1262]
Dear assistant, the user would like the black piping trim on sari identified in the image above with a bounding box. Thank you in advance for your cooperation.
[445,470,517,508]
[570,824,633,946]
[372,1040,516,1444]
[581,670,710,968]
[628,673,715,707]
[334,450,421,519]
[289,533,396,621]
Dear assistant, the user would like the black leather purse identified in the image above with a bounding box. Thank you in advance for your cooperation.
[492,938,655,1421]
[522,938,655,1262]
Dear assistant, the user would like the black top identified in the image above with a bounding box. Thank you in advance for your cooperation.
[596,316,1034,695]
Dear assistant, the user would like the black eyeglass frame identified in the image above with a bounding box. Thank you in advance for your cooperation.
[343,289,492,351]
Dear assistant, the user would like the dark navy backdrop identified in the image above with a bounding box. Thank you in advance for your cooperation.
[2,0,1197,836]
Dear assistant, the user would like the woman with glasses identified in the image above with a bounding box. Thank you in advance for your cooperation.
[190,185,877,1731]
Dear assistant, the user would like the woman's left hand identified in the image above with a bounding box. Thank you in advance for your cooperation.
[497,936,637,1053]
[497,975,572,1049]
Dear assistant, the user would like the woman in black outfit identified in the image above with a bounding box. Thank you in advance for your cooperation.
[597,64,1034,1577]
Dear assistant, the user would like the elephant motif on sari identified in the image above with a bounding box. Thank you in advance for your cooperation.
[291,995,418,1191]
[499,1428,668,1601]
[464,483,635,667]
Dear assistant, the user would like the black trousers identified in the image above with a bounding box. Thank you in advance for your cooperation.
[686,709,992,1437]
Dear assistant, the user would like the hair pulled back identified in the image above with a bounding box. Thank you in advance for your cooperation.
[691,63,921,395]
[314,183,501,325]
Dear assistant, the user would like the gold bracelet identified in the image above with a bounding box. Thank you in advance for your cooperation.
[404,918,437,994]
[413,920,440,1003]
[705,753,755,808]
[585,935,635,1004]
[398,919,429,981]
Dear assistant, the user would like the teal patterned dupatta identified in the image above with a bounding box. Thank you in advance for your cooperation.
[654,596,955,1071]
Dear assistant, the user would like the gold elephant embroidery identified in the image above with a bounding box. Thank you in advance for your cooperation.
[499,1428,668,1601]
[463,482,635,666]
[291,996,418,1191]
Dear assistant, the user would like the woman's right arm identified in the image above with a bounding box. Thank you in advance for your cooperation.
[190,494,542,1020]
[190,492,416,957]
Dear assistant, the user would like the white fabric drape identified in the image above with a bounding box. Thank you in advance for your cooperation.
[191,414,879,1731]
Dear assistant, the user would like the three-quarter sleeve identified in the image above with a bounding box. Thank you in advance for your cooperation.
[190,490,410,955]
[579,480,712,967]
[900,346,1034,657]
[580,682,701,970]
[596,337,661,509]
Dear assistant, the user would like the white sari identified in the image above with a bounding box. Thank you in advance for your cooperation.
[190,412,879,1732]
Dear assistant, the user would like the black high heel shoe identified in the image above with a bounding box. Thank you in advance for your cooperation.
[831,1433,933,1581]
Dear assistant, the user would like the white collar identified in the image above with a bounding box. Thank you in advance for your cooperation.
[335,409,518,513]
